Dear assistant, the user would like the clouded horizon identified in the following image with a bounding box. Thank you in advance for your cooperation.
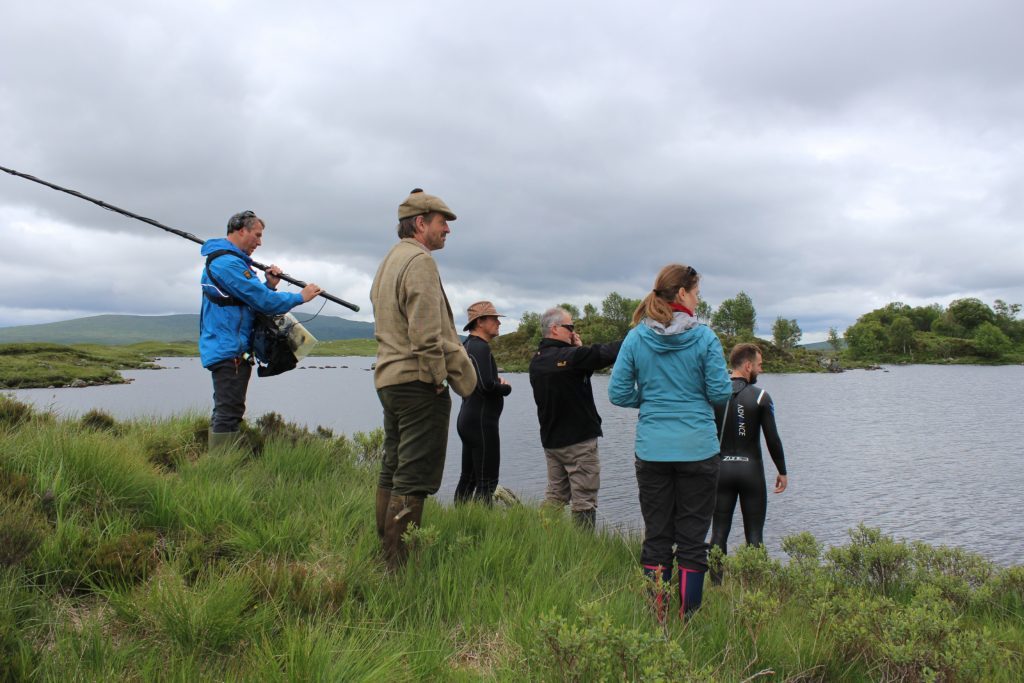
[3,0,1022,342]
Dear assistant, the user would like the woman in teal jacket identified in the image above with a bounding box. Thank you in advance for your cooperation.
[609,263,731,620]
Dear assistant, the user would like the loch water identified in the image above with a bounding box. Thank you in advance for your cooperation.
[11,359,1023,564]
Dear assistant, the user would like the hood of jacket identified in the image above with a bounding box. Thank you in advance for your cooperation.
[201,238,250,263]
[635,312,704,353]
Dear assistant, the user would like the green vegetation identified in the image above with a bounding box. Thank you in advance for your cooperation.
[0,338,378,389]
[842,298,1024,366]
[772,316,802,349]
[711,292,757,338]
[5,295,1022,389]
[492,291,826,374]
[0,395,1021,681]
[308,338,378,357]
[0,342,196,389]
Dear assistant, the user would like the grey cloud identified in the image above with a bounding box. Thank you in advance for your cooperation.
[2,0,1024,335]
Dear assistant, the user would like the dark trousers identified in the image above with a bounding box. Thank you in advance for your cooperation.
[377,381,452,497]
[454,406,501,503]
[710,456,767,554]
[634,455,720,572]
[209,358,252,433]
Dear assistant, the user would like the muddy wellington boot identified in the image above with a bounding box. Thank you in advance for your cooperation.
[383,494,425,572]
[375,487,392,542]
[208,430,241,454]
[679,568,707,620]
[643,564,673,624]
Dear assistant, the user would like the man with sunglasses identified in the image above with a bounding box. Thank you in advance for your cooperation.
[529,307,622,528]
[200,210,322,453]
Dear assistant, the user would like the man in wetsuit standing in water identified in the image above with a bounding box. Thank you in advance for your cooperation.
[710,343,788,583]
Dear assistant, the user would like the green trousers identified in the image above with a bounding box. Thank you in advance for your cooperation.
[377,381,452,496]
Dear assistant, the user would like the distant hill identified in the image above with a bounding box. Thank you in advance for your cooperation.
[0,314,373,345]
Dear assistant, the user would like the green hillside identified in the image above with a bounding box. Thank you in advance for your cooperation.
[0,314,373,345]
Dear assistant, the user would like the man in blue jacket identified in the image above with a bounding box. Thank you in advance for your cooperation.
[200,210,321,451]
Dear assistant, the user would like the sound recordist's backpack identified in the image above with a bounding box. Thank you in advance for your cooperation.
[202,250,300,377]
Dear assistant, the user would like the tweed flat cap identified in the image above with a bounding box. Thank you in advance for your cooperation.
[398,188,457,221]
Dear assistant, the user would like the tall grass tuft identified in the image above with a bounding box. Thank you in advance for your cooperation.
[0,408,1020,680]
[112,564,267,654]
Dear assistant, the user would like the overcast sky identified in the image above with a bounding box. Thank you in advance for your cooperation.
[2,0,1022,341]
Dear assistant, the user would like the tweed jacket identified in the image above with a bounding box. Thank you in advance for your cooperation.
[370,238,477,396]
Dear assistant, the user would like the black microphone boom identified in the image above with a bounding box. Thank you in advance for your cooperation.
[0,165,360,312]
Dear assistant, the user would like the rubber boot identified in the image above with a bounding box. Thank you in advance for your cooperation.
[375,487,392,542]
[679,568,706,619]
[208,430,241,454]
[383,494,425,572]
[643,564,673,624]
[572,508,596,530]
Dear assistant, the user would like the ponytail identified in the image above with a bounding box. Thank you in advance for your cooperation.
[631,263,700,326]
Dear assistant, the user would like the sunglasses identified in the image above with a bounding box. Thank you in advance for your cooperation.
[560,323,576,333]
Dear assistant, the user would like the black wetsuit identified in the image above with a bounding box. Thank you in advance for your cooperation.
[455,335,511,503]
[710,377,786,553]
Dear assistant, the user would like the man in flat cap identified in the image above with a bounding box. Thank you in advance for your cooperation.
[370,188,477,571]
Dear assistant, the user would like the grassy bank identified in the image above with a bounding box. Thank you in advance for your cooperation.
[308,338,377,357]
[0,339,376,390]
[1,396,1021,681]
[0,342,197,389]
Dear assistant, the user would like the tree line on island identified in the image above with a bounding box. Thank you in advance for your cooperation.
[490,292,1024,373]
[840,298,1023,363]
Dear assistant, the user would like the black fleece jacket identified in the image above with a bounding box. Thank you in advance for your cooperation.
[528,338,622,449]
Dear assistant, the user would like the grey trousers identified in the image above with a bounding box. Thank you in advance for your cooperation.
[543,438,600,512]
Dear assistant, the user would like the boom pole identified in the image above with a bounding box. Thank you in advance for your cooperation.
[0,165,360,312]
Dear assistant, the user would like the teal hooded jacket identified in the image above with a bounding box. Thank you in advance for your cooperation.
[608,313,732,462]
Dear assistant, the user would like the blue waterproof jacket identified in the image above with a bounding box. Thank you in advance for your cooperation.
[608,313,732,462]
[199,239,304,368]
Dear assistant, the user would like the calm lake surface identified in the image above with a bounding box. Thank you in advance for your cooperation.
[10,359,1023,564]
